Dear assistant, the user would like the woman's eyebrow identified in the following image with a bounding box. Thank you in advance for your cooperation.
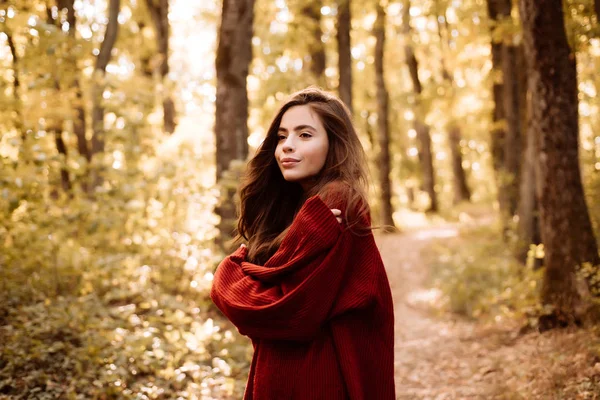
[277,124,317,133]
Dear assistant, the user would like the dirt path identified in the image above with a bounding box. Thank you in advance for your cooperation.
[375,227,599,400]
[377,227,497,399]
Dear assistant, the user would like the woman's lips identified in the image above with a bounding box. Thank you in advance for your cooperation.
[281,160,300,168]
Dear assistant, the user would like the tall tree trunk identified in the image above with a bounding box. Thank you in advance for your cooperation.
[2,0,27,163]
[488,0,525,232]
[336,0,352,113]
[215,0,254,247]
[53,127,72,193]
[90,0,121,159]
[436,2,471,204]
[302,1,326,84]
[145,0,176,134]
[61,0,91,165]
[515,39,538,265]
[448,125,471,204]
[5,31,24,139]
[515,93,540,265]
[43,3,72,194]
[486,0,508,220]
[402,0,438,212]
[501,41,522,216]
[595,0,600,21]
[373,2,395,229]
[519,0,600,327]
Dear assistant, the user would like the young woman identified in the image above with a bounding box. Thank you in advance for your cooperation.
[210,87,395,399]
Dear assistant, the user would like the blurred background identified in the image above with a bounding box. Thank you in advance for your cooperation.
[0,0,599,398]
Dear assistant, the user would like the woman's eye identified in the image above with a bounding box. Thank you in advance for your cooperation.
[300,132,312,138]
[277,135,286,140]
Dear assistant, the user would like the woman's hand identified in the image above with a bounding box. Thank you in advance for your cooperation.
[331,209,342,224]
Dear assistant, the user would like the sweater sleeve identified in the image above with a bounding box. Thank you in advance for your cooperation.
[210,195,353,342]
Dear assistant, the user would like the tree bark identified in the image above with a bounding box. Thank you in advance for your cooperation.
[336,0,352,113]
[53,128,72,192]
[436,3,471,204]
[215,0,253,180]
[402,0,437,212]
[44,3,71,193]
[215,0,254,245]
[302,1,326,84]
[519,0,600,326]
[5,30,24,140]
[501,41,522,216]
[448,125,471,204]
[90,0,120,158]
[515,42,538,265]
[373,2,395,229]
[145,0,176,134]
[61,0,91,163]
[515,92,540,265]
[486,0,508,218]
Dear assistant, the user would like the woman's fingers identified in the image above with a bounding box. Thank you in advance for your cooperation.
[331,209,342,224]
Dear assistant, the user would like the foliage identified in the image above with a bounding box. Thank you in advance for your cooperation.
[0,139,251,398]
[1,0,600,396]
[426,224,544,325]
[0,1,250,398]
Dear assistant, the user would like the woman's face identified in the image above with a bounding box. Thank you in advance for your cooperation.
[275,105,329,190]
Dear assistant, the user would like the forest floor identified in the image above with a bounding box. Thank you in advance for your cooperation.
[376,218,600,400]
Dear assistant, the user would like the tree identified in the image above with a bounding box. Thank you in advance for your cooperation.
[402,0,438,212]
[435,2,471,205]
[144,0,176,134]
[486,0,524,234]
[91,0,121,158]
[60,0,90,164]
[301,0,326,84]
[45,2,71,193]
[337,0,352,113]
[515,92,540,264]
[215,0,255,246]
[373,1,395,229]
[519,0,600,326]
[595,0,600,21]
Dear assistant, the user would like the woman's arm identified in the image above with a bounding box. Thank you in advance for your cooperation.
[210,195,355,342]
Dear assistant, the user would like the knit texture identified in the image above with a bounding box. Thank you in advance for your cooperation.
[210,191,395,400]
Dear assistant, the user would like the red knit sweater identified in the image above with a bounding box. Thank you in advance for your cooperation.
[210,193,395,400]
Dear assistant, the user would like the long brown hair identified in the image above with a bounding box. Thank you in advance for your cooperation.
[235,87,373,264]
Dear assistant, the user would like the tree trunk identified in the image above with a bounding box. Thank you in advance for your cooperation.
[486,0,508,220]
[515,92,540,265]
[43,2,71,193]
[215,0,254,246]
[53,127,72,193]
[515,42,537,265]
[145,0,176,134]
[374,2,395,229]
[519,0,600,326]
[61,0,91,163]
[336,0,352,113]
[302,1,326,84]
[436,3,471,204]
[448,124,471,204]
[502,41,522,216]
[402,0,437,212]
[5,30,24,139]
[90,0,120,158]
[595,0,600,21]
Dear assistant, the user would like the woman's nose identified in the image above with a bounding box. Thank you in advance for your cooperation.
[282,137,295,152]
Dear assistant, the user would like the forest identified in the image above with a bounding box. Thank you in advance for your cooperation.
[1,0,600,398]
